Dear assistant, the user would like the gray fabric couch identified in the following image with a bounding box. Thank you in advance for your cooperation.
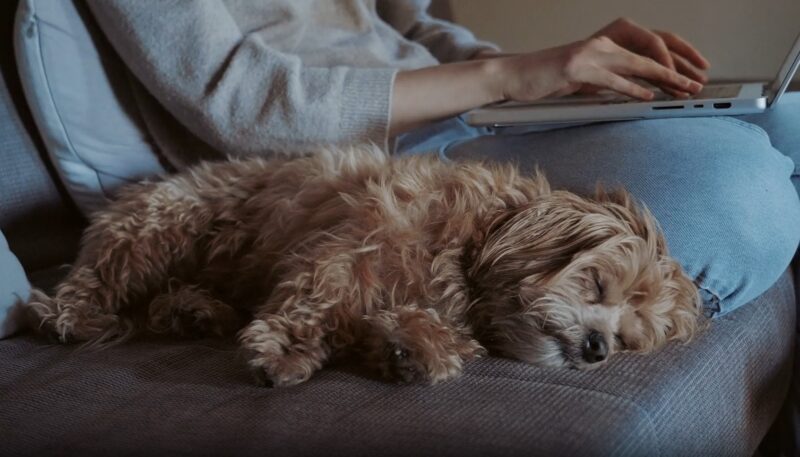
[0,1,797,455]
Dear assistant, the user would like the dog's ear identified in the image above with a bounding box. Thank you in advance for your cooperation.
[467,193,619,293]
[623,256,702,352]
[594,185,667,256]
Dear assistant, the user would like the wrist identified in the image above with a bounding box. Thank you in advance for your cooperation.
[479,57,511,104]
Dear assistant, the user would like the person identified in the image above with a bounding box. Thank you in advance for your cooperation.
[84,0,799,318]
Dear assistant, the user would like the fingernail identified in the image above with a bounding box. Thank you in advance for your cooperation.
[688,81,702,92]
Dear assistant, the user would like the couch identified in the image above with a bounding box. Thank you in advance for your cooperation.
[0,1,797,455]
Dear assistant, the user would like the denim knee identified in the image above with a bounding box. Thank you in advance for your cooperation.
[444,116,800,316]
[665,118,800,316]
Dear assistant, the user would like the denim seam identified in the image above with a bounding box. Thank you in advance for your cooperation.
[713,116,771,141]
[437,135,481,163]
[695,282,722,316]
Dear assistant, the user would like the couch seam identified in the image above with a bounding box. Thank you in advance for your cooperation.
[22,6,105,195]
[713,116,771,140]
[696,282,723,317]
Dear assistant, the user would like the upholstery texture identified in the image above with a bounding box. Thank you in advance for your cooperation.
[13,0,167,216]
[0,270,793,457]
[0,0,796,454]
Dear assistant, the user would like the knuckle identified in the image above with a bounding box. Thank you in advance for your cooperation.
[648,34,666,48]
[660,31,679,42]
[568,39,593,58]
[563,57,583,80]
[589,36,614,50]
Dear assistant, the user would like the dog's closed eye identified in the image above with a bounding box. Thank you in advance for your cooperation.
[593,273,605,304]
[613,333,627,350]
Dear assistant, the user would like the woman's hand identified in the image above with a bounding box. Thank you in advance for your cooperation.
[592,18,710,85]
[493,35,703,102]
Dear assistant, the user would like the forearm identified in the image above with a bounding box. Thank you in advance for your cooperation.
[389,59,505,137]
[390,36,704,138]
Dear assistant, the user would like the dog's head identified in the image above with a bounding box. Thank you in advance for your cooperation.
[466,187,701,369]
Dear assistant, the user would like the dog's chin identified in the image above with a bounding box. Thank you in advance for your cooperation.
[508,337,574,369]
[510,337,612,370]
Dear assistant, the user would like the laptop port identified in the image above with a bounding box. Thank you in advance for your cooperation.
[694,104,704,108]
[713,102,732,109]
[652,105,684,110]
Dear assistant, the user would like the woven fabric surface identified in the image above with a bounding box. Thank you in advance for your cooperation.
[0,270,793,457]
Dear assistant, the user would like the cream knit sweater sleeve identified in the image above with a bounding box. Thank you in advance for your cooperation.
[87,0,398,156]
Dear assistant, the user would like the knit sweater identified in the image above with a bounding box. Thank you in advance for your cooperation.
[86,0,499,168]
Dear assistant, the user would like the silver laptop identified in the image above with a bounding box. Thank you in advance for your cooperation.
[465,33,800,127]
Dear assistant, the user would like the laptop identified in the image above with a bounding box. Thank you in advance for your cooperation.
[465,33,800,127]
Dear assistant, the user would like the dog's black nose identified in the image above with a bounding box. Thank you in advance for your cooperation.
[583,331,608,364]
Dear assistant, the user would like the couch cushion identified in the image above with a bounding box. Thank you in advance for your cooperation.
[0,269,794,456]
[13,0,167,216]
[0,12,83,272]
[0,230,29,339]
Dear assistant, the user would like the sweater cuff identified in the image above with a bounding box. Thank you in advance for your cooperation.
[340,67,398,151]
[447,40,502,62]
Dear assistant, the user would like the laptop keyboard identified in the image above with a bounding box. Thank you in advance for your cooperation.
[497,84,744,108]
[690,84,742,100]
[594,84,743,104]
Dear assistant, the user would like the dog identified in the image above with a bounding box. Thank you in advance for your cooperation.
[26,146,701,386]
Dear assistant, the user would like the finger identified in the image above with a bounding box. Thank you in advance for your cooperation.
[575,83,602,95]
[626,25,675,71]
[671,51,708,83]
[660,86,691,99]
[615,50,703,94]
[598,18,676,70]
[656,31,710,69]
[593,70,655,100]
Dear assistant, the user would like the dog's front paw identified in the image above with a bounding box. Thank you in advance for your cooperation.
[375,338,464,385]
[242,343,317,388]
[250,361,312,388]
[382,342,428,384]
[239,318,328,388]
[365,308,477,385]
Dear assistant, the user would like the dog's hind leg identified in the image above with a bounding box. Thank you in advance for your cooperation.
[361,306,484,384]
[147,280,241,338]
[27,185,216,345]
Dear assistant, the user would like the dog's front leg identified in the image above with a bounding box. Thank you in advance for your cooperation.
[238,243,382,387]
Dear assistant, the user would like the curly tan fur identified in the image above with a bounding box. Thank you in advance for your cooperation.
[25,146,701,386]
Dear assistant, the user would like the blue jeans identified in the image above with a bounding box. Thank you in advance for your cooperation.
[396,93,800,317]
